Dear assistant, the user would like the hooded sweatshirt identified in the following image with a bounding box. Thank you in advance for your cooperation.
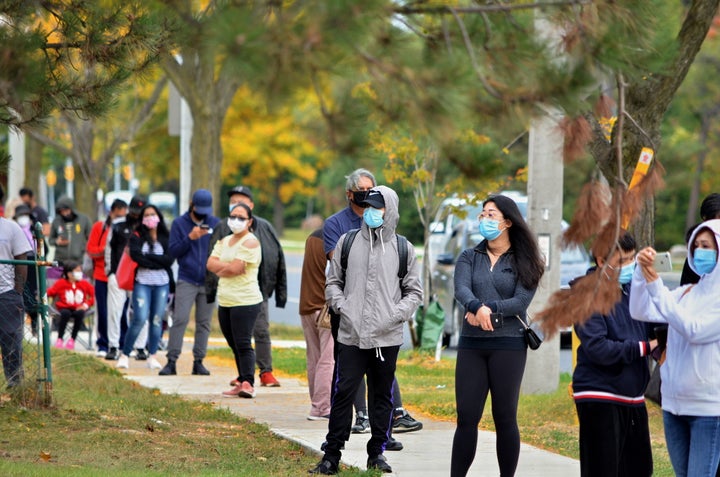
[325,185,423,349]
[49,196,92,263]
[630,218,720,416]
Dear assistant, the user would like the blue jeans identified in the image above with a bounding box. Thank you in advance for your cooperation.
[663,410,720,477]
[123,283,168,356]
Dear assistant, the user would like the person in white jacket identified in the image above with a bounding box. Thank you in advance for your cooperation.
[630,218,720,477]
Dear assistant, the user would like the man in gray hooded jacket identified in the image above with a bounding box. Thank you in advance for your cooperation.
[49,195,92,265]
[310,186,423,475]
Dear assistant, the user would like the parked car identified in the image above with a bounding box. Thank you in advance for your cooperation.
[430,195,590,348]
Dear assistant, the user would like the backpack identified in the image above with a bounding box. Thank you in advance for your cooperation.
[339,228,409,282]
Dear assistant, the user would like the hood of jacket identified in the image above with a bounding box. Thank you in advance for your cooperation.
[325,185,423,349]
[687,218,720,282]
[55,195,75,212]
[362,185,399,243]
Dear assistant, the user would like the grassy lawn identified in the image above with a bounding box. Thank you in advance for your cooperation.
[0,349,376,477]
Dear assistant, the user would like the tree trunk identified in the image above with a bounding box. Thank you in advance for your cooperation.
[190,111,225,210]
[272,176,285,236]
[25,137,44,198]
[686,116,709,231]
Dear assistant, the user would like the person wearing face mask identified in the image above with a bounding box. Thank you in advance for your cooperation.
[311,186,422,475]
[205,185,286,387]
[47,260,95,350]
[451,194,545,477]
[631,219,720,477]
[49,195,92,266]
[116,205,174,371]
[207,202,263,398]
[572,231,655,477]
[159,189,220,376]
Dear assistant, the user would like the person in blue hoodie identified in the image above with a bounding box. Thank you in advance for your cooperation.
[159,189,220,376]
[631,219,720,477]
[572,231,655,477]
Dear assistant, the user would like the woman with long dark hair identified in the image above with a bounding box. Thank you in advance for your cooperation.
[450,194,544,477]
[117,204,173,370]
[207,203,263,398]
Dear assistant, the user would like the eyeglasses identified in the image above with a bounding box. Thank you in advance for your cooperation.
[478,210,504,220]
[229,216,249,220]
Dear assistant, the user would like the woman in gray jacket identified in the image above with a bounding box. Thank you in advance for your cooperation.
[451,194,544,477]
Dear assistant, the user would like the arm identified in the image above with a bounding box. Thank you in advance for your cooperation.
[128,235,174,269]
[168,218,208,259]
[82,281,95,309]
[325,234,347,312]
[575,313,649,366]
[394,244,423,322]
[322,216,342,258]
[104,227,114,275]
[86,223,106,258]
[13,253,28,294]
[274,242,288,309]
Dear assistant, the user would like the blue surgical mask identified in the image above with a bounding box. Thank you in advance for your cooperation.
[618,261,635,284]
[479,219,502,241]
[693,248,718,275]
[363,207,384,228]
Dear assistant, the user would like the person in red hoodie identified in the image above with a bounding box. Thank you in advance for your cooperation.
[86,199,128,357]
[48,260,95,350]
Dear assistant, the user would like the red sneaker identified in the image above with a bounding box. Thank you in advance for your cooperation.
[238,381,256,398]
[260,371,280,387]
[222,384,242,397]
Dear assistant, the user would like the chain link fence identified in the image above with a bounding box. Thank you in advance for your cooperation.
[1,225,54,407]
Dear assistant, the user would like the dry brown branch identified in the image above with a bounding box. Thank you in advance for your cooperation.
[537,269,621,339]
[562,179,612,247]
[559,116,593,164]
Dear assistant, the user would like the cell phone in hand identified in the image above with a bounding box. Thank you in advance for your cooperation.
[653,251,672,273]
[200,224,210,229]
[490,312,503,329]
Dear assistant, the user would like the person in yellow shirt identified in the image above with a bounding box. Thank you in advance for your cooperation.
[207,203,263,398]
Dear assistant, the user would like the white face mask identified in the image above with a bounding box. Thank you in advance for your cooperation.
[228,218,248,234]
[16,215,31,228]
[72,271,84,281]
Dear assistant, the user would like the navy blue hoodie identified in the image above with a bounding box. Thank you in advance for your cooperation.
[572,280,653,406]
[169,211,220,286]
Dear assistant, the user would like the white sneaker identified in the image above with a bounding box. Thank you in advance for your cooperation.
[95,350,107,358]
[117,355,129,369]
[148,357,162,370]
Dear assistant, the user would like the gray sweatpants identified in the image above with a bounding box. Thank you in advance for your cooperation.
[165,280,214,362]
[253,300,273,373]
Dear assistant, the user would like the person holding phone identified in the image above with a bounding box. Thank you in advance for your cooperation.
[630,219,720,476]
[160,189,220,376]
[450,194,545,477]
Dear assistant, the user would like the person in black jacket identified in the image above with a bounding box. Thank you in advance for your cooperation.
[116,204,174,371]
[572,232,656,477]
[680,193,720,286]
[206,186,287,386]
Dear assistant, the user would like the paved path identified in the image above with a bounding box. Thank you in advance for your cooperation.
[112,340,579,476]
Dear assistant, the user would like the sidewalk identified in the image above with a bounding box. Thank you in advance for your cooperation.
[113,340,579,476]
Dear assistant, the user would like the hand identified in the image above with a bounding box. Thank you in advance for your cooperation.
[56,237,69,246]
[466,305,494,331]
[189,226,209,240]
[649,339,658,352]
[81,303,89,311]
[637,247,659,283]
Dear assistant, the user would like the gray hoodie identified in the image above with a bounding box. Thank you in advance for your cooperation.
[326,185,423,349]
[49,195,92,263]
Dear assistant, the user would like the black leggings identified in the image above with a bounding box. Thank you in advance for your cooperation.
[218,303,261,386]
[58,308,86,340]
[451,347,527,477]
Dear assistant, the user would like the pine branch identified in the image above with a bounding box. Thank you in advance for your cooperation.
[393,1,592,16]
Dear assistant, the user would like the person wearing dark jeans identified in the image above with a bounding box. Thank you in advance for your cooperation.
[217,303,261,397]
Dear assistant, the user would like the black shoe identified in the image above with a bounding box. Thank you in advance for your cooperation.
[192,359,210,376]
[135,348,148,361]
[158,360,176,376]
[392,408,423,433]
[105,348,119,360]
[367,454,392,473]
[320,441,344,452]
[308,459,338,475]
[385,436,403,451]
[351,411,370,434]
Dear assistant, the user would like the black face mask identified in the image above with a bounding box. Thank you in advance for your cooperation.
[351,190,370,207]
[193,210,207,221]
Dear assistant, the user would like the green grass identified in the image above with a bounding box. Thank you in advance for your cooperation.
[0,348,379,476]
